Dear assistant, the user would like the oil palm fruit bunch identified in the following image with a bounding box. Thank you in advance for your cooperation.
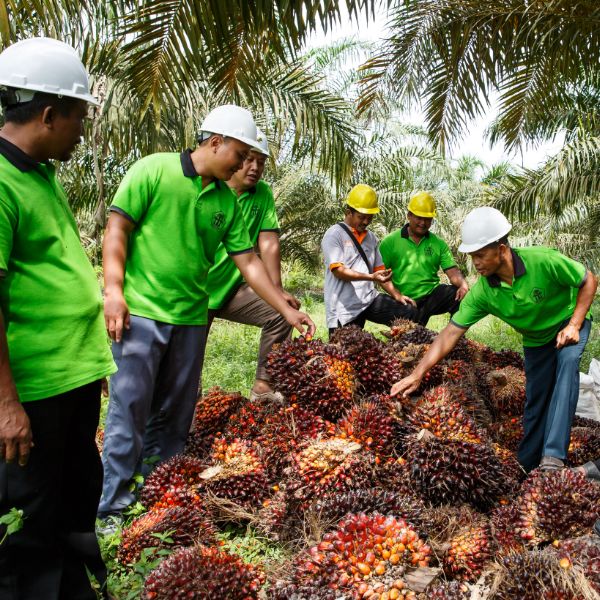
[385,318,419,340]
[488,349,524,370]
[268,581,340,600]
[185,387,244,457]
[489,416,523,452]
[140,454,207,510]
[488,550,584,599]
[267,336,355,419]
[329,325,402,394]
[443,381,493,430]
[491,443,525,483]
[490,502,527,556]
[407,386,488,445]
[291,512,430,597]
[443,521,493,582]
[258,403,331,480]
[573,414,600,431]
[198,437,269,509]
[504,469,600,546]
[143,544,265,599]
[256,489,291,542]
[336,398,397,460]
[555,536,600,594]
[118,507,214,566]
[403,431,513,510]
[485,367,526,417]
[95,427,104,454]
[567,427,600,465]
[392,323,436,347]
[427,581,471,599]
[312,489,427,532]
[285,437,375,508]
[222,399,273,442]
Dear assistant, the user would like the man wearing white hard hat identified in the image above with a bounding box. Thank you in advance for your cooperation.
[391,206,597,473]
[99,106,315,522]
[205,129,298,402]
[0,38,115,598]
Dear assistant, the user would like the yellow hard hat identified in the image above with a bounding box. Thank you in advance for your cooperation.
[346,184,379,214]
[408,191,436,218]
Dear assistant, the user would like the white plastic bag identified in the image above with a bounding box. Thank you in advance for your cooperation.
[577,359,600,421]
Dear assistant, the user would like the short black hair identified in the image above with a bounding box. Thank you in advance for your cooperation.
[484,235,510,250]
[0,90,80,125]
[345,204,359,214]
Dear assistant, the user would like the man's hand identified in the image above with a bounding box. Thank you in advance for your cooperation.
[390,374,422,398]
[0,394,32,467]
[104,290,130,342]
[395,294,417,307]
[372,269,392,284]
[283,307,316,337]
[455,282,469,301]
[281,290,301,310]
[556,323,580,349]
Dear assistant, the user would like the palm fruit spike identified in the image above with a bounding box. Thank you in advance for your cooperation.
[266,336,355,419]
[336,398,397,460]
[291,512,430,597]
[509,469,600,546]
[312,489,427,532]
[139,454,206,510]
[385,317,419,340]
[428,581,471,599]
[198,437,269,509]
[492,443,526,484]
[403,430,513,510]
[407,385,488,445]
[567,426,600,465]
[555,536,600,594]
[185,387,245,458]
[117,507,214,566]
[329,325,403,395]
[485,367,526,417]
[489,549,589,599]
[443,521,493,582]
[143,544,265,599]
[489,415,523,451]
[223,399,273,442]
[285,437,375,508]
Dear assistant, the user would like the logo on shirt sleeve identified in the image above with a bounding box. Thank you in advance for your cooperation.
[530,287,545,303]
[212,211,226,229]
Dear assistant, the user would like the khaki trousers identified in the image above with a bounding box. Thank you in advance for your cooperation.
[208,283,292,381]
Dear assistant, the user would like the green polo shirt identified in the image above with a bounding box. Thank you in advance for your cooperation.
[0,139,115,402]
[206,180,280,310]
[452,247,588,347]
[379,224,456,300]
[111,150,253,326]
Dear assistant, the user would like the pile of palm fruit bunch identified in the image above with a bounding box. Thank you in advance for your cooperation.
[112,321,600,599]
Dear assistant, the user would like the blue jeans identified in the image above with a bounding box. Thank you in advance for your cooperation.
[519,318,591,472]
[98,316,207,516]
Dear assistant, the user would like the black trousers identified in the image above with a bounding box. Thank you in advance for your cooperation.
[416,284,460,326]
[0,380,106,600]
[329,293,418,336]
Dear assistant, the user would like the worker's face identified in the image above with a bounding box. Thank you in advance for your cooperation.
[407,211,433,237]
[228,150,267,189]
[46,100,88,162]
[469,244,506,277]
[211,136,251,181]
[346,209,374,233]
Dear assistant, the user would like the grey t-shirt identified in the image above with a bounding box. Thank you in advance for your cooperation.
[321,223,384,328]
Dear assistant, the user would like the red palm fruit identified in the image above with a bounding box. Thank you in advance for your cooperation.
[285,437,376,508]
[198,437,269,510]
[555,537,600,593]
[443,521,493,582]
[428,581,471,599]
[485,367,526,417]
[492,443,526,483]
[267,336,355,419]
[490,502,527,556]
[118,507,214,566]
[407,385,489,445]
[95,428,104,454]
[222,400,273,442]
[489,415,524,451]
[567,426,600,465]
[143,545,265,599]
[185,387,244,457]
[139,454,206,510]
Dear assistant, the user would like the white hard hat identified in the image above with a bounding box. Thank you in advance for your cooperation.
[200,104,259,148]
[0,37,98,106]
[251,127,270,157]
[458,206,512,253]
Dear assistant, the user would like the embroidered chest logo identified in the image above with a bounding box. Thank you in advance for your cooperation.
[424,245,433,256]
[251,203,260,217]
[530,287,545,303]
[212,211,226,229]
